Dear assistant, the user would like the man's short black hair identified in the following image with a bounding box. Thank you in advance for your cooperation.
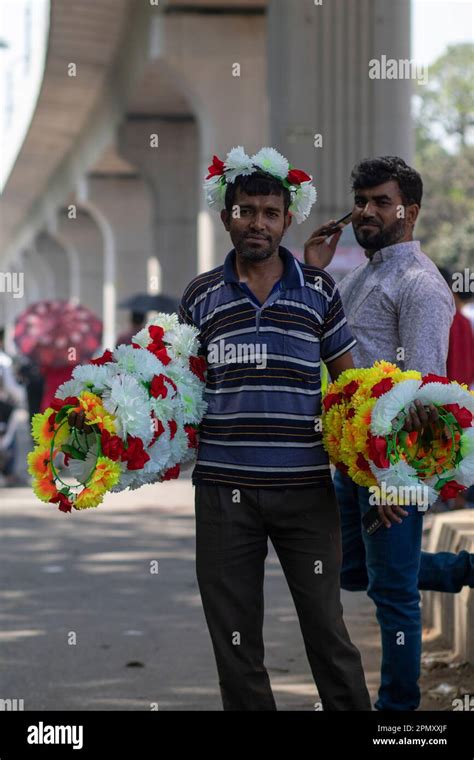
[351,156,423,207]
[224,170,291,216]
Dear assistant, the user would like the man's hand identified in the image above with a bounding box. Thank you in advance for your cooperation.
[377,503,409,528]
[68,410,92,433]
[304,220,344,269]
[392,399,439,433]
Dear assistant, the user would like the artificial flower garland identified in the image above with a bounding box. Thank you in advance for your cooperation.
[28,314,208,513]
[322,362,474,507]
[203,146,317,223]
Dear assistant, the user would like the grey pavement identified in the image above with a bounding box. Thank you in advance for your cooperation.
[0,480,381,710]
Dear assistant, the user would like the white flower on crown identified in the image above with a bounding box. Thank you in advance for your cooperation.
[224,146,255,183]
[203,145,317,223]
[203,175,227,209]
[290,181,318,224]
[251,147,289,180]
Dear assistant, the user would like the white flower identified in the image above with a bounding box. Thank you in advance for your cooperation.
[289,181,317,223]
[166,323,200,358]
[167,422,189,468]
[224,146,255,183]
[371,379,422,436]
[150,393,176,423]
[56,378,88,399]
[203,175,227,209]
[414,382,474,413]
[146,312,179,334]
[251,147,289,180]
[70,364,110,392]
[102,374,154,445]
[112,344,165,382]
[142,428,172,474]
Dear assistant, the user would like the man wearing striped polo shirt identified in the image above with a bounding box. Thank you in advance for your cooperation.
[179,147,370,711]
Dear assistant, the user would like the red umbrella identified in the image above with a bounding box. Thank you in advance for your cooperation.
[14,300,102,368]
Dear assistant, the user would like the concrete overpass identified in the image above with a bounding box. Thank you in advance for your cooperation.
[0,0,413,347]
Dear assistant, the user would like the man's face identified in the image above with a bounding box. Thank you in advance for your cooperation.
[221,188,292,262]
[352,180,418,251]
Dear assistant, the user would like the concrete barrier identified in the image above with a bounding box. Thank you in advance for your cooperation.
[422,512,474,665]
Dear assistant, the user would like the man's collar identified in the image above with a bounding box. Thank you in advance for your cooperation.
[223,245,303,289]
[365,240,421,263]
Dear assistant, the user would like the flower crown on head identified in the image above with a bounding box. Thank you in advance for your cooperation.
[203,146,317,224]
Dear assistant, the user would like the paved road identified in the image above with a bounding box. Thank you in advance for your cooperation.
[0,481,381,710]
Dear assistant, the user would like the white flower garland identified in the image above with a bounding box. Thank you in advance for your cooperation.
[203,145,317,223]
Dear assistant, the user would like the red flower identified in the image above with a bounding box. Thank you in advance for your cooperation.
[51,396,79,411]
[148,325,165,346]
[343,380,359,398]
[206,155,225,180]
[367,434,390,469]
[347,408,356,419]
[287,168,312,185]
[189,355,207,382]
[143,325,171,364]
[153,347,171,366]
[356,453,371,472]
[184,425,199,449]
[371,378,394,399]
[150,374,168,399]
[322,392,344,411]
[161,464,180,481]
[440,480,466,500]
[444,404,473,429]
[122,436,150,470]
[168,420,177,440]
[101,429,125,461]
[421,374,450,386]
[150,413,165,445]
[90,350,113,366]
[51,492,73,513]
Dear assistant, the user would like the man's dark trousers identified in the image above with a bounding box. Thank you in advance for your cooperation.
[195,482,371,710]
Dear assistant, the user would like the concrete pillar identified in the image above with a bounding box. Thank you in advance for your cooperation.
[35,232,70,301]
[57,208,104,320]
[119,119,199,300]
[267,0,413,250]
[149,10,270,272]
[87,174,154,338]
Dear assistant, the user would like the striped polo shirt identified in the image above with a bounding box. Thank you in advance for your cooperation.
[179,245,356,489]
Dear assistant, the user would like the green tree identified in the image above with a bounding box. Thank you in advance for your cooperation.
[416,43,474,148]
[414,44,474,270]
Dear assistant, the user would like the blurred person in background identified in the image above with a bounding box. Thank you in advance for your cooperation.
[116,311,146,346]
[438,266,474,388]
[0,328,27,486]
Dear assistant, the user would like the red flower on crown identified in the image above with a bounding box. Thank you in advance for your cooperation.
[206,155,225,180]
[287,169,312,185]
